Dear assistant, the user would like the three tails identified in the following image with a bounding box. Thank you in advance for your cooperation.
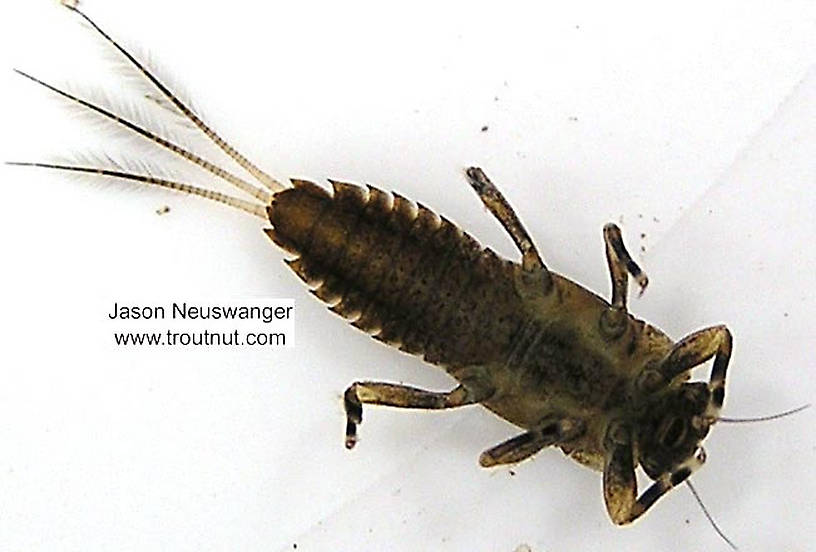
[8,0,286,220]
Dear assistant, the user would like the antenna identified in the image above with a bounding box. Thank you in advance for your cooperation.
[718,403,810,424]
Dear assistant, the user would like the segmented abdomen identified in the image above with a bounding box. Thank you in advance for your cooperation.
[265,179,525,369]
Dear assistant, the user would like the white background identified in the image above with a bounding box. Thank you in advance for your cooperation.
[1,1,815,551]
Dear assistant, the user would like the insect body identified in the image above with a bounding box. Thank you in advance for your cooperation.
[275,172,730,524]
[14,2,734,527]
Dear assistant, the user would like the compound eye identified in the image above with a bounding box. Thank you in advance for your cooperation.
[661,418,687,448]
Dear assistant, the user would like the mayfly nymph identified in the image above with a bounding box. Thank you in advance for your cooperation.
[18,4,804,547]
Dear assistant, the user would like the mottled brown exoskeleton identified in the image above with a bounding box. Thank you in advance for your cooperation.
[13,2,734,528]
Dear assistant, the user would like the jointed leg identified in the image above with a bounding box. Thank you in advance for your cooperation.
[603,223,649,311]
[344,381,492,449]
[606,325,732,524]
[658,325,733,416]
[479,416,585,467]
[465,167,553,292]
[603,422,706,524]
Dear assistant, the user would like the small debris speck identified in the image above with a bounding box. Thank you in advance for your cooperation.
[481,125,489,132]
[784,312,789,317]
[640,232,646,239]
[568,116,578,122]
[652,216,660,223]
[156,205,170,215]
[509,469,516,476]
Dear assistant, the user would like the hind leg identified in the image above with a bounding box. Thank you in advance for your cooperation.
[464,167,553,292]
[344,379,493,449]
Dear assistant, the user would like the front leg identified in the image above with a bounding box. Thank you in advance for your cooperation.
[344,380,493,449]
[638,325,733,418]
[464,167,553,293]
[661,325,732,417]
[603,422,706,524]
